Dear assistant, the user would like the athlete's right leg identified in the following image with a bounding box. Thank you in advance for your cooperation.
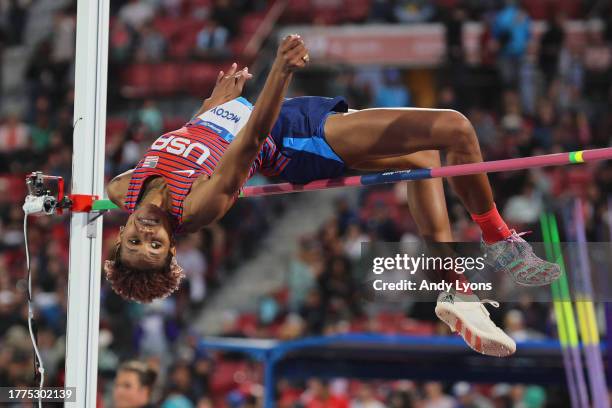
[354,150,516,357]
[325,109,561,287]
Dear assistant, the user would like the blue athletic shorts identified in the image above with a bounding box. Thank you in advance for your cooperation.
[270,96,349,184]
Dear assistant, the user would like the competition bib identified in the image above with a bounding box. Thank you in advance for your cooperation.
[195,97,253,142]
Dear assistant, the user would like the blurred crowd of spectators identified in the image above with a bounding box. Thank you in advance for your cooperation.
[0,0,612,407]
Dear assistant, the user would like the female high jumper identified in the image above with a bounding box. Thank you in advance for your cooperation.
[105,35,559,357]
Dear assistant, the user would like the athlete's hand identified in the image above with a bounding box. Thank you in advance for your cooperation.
[274,34,309,73]
[207,62,253,106]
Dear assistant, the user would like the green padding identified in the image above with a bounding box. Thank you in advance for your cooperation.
[92,199,119,211]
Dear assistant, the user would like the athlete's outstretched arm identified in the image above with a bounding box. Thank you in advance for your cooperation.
[183,35,309,227]
[192,62,253,119]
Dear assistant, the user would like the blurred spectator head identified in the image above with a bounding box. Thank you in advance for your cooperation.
[104,209,185,303]
[113,360,158,408]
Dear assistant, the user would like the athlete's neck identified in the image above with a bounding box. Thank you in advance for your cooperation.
[138,177,172,211]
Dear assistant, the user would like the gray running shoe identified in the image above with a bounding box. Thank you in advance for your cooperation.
[482,230,561,286]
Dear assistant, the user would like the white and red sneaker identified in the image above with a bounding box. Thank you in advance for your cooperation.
[435,291,516,357]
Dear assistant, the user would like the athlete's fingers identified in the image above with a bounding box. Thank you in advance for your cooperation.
[236,68,250,90]
[280,34,301,53]
[216,70,224,84]
[226,62,238,77]
[283,38,304,55]
[285,43,307,64]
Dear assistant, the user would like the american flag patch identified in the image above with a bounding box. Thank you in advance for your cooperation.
[142,156,159,168]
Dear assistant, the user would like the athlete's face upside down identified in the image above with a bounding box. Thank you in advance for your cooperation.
[104,204,185,303]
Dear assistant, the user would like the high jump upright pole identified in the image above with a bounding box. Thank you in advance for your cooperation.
[65,0,109,406]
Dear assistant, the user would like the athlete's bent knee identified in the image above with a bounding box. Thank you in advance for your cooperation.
[435,110,479,152]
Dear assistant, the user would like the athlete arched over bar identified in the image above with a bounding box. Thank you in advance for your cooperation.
[104,36,560,357]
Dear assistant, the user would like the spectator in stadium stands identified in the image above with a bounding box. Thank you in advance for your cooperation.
[162,361,198,406]
[502,180,544,226]
[583,19,612,102]
[302,378,350,408]
[350,383,386,408]
[51,6,76,86]
[539,12,566,87]
[177,234,208,307]
[369,0,397,23]
[287,238,317,312]
[373,69,411,108]
[452,382,494,408]
[212,0,239,38]
[111,19,134,63]
[113,360,158,408]
[444,6,467,66]
[300,288,326,334]
[393,0,436,23]
[467,107,497,151]
[194,19,230,59]
[2,0,29,46]
[557,40,584,110]
[343,222,370,262]
[318,255,362,320]
[492,0,531,87]
[503,309,546,341]
[196,397,213,408]
[162,0,183,17]
[120,0,156,31]
[331,70,372,110]
[422,381,455,408]
[387,388,415,408]
[139,99,164,135]
[136,22,167,63]
[30,111,52,153]
[364,202,401,241]
[0,113,30,171]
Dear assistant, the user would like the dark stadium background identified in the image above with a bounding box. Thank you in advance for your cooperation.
[0,0,611,406]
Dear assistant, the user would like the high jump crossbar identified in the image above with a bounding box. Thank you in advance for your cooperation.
[91,147,612,210]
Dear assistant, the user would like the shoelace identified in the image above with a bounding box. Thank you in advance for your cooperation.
[505,229,532,242]
[480,299,500,308]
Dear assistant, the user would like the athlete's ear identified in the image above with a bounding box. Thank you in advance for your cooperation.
[169,245,177,257]
[115,226,124,244]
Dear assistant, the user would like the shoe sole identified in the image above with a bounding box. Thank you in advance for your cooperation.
[435,303,516,357]
[511,266,562,287]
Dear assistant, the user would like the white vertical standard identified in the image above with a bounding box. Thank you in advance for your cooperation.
[65,0,109,407]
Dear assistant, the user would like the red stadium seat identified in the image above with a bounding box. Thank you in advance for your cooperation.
[121,64,154,98]
[0,174,26,203]
[106,118,129,138]
[241,12,265,35]
[237,313,258,335]
[209,360,250,395]
[229,35,252,56]
[150,63,184,95]
[283,0,313,23]
[184,63,220,95]
[168,21,206,59]
[343,0,371,22]
[152,16,183,40]
[313,8,343,25]
[163,116,188,133]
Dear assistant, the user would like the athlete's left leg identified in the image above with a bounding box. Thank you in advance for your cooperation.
[353,150,452,242]
[324,108,496,217]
